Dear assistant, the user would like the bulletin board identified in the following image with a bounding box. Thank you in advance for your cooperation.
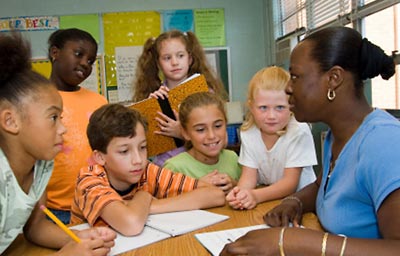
[14,8,229,102]
[102,11,161,93]
[31,56,104,95]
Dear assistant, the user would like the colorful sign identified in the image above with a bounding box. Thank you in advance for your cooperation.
[0,16,59,31]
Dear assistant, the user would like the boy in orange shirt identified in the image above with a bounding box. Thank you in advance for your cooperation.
[70,104,225,236]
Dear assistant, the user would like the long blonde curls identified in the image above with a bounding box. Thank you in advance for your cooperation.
[241,66,290,131]
[133,30,227,102]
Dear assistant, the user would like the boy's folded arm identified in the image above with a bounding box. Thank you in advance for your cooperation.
[149,185,226,214]
[100,191,152,236]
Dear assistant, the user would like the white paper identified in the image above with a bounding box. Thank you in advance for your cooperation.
[146,209,229,236]
[195,224,269,256]
[80,59,100,94]
[70,210,229,255]
[178,73,200,85]
[71,223,170,256]
[115,46,143,102]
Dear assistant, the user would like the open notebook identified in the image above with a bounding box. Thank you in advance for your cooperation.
[195,223,299,255]
[72,210,229,255]
[195,224,270,256]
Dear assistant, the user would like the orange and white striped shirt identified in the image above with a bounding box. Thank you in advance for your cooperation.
[70,162,198,226]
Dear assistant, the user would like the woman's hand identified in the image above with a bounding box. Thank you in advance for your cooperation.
[220,228,281,256]
[154,110,183,139]
[264,197,303,227]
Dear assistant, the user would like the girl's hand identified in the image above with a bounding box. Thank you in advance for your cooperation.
[226,187,243,209]
[55,237,112,256]
[149,85,169,100]
[213,173,234,194]
[220,228,281,256]
[154,110,183,139]
[234,188,257,210]
[75,227,116,249]
[263,198,303,227]
[201,171,234,194]
[200,170,220,184]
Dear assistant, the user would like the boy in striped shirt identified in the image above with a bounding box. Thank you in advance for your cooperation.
[70,104,225,236]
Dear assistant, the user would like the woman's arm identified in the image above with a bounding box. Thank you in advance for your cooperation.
[264,174,321,227]
[222,188,400,255]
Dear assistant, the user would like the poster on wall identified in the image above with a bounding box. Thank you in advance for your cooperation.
[102,11,161,90]
[0,16,59,32]
[115,46,143,103]
[163,10,194,32]
[194,9,225,47]
[59,14,100,43]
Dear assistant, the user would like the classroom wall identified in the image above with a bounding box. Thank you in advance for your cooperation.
[0,0,271,102]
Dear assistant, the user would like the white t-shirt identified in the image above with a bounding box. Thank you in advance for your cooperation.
[0,149,54,254]
[238,116,317,190]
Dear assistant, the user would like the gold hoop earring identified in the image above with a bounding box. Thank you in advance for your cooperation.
[327,88,336,101]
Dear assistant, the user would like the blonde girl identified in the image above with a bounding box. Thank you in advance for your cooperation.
[226,66,317,210]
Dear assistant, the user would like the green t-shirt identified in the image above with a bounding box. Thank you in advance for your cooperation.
[163,149,241,180]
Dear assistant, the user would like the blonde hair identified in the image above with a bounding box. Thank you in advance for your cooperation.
[133,30,227,101]
[241,66,290,131]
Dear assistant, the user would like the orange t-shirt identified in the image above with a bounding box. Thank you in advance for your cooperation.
[70,162,199,226]
[46,88,107,211]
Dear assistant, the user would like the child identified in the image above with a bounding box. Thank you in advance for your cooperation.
[0,32,115,255]
[70,103,225,236]
[226,66,317,210]
[46,28,108,224]
[133,30,227,166]
[164,92,241,194]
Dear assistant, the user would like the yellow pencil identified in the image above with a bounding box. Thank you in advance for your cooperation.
[40,205,81,243]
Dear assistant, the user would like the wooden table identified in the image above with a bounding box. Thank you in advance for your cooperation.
[3,200,322,256]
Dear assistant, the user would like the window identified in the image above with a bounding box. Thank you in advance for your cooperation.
[273,0,400,109]
[365,3,400,109]
[273,0,350,39]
